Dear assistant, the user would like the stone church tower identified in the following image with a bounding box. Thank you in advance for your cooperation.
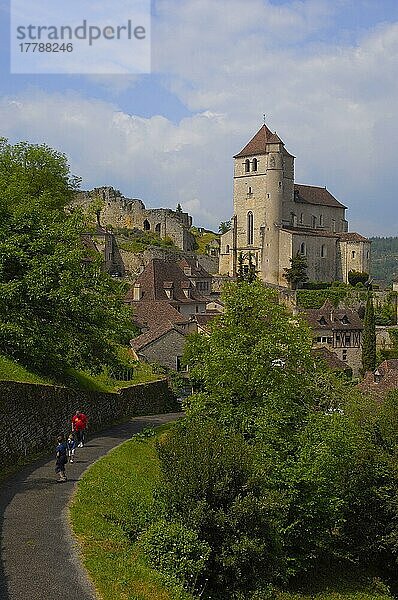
[230,124,294,284]
[219,123,371,285]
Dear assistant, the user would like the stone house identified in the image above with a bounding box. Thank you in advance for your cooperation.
[301,300,363,376]
[127,258,209,317]
[127,259,216,369]
[219,124,371,285]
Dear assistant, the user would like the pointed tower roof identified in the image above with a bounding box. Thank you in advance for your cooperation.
[234,124,283,158]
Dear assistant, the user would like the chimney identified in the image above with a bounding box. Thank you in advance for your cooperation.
[373,369,382,384]
[133,283,142,301]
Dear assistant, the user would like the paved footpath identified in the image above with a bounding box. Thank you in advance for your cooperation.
[0,412,182,600]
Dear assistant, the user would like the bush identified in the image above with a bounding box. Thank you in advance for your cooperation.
[348,270,369,286]
[139,520,211,593]
[155,418,282,597]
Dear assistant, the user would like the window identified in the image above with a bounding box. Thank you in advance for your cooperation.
[342,350,347,361]
[155,223,161,234]
[245,159,250,173]
[321,244,327,258]
[247,186,253,197]
[291,213,297,227]
[247,211,254,245]
[319,214,324,227]
[332,219,336,232]
[300,242,306,256]
[352,250,356,259]
[226,244,230,254]
[278,181,282,189]
[311,215,316,228]
[143,219,150,231]
[300,213,304,224]
[252,158,258,172]
[367,250,369,259]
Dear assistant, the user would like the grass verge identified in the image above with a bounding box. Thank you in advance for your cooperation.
[69,423,191,600]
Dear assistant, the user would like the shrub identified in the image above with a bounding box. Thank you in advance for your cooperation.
[139,520,211,593]
[155,418,282,597]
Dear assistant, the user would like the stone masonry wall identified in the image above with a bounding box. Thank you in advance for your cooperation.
[0,379,177,470]
[73,187,195,251]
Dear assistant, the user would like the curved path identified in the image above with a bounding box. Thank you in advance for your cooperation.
[0,412,182,600]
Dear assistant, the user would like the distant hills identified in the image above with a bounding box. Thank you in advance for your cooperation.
[370,237,398,284]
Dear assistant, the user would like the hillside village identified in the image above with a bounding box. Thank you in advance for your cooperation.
[2,131,398,600]
[75,124,398,387]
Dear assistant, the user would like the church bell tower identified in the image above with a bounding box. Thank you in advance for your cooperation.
[231,123,294,285]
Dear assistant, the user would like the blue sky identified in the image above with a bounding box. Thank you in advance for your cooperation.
[1,0,398,235]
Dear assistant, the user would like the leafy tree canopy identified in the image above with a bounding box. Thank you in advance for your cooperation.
[283,251,309,289]
[0,139,135,375]
[218,220,231,234]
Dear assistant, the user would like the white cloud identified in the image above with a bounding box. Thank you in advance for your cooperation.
[2,0,398,235]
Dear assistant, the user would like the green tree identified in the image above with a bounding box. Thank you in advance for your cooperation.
[183,279,313,430]
[362,291,376,372]
[0,139,135,375]
[152,281,398,597]
[283,251,309,289]
[237,252,257,283]
[218,220,231,234]
[348,270,369,286]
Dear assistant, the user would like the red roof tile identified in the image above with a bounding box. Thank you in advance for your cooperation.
[357,360,398,398]
[234,125,284,158]
[294,184,347,209]
[302,300,363,331]
[131,259,208,305]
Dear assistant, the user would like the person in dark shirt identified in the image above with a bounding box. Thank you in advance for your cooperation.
[55,435,67,482]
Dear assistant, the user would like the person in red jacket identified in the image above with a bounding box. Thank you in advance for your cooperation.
[71,410,88,447]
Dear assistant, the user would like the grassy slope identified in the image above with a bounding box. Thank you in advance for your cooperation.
[0,355,162,392]
[0,355,54,385]
[68,426,394,600]
[69,425,190,600]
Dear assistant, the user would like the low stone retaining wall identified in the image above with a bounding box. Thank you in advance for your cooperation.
[0,379,177,470]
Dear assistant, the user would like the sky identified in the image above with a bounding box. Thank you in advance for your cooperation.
[1,0,398,235]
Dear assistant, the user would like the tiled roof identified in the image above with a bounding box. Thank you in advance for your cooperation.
[281,227,340,239]
[194,313,219,329]
[357,360,398,398]
[281,227,368,243]
[132,301,189,330]
[312,347,349,371]
[338,232,370,242]
[178,257,211,278]
[294,184,347,209]
[132,323,186,351]
[302,300,363,331]
[131,259,208,305]
[234,125,283,158]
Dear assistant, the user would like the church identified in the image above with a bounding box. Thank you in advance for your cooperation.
[219,124,370,286]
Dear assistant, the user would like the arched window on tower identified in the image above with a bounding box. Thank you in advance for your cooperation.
[143,219,150,231]
[300,242,306,256]
[226,244,230,254]
[245,159,250,173]
[252,158,258,172]
[155,223,161,235]
[247,212,254,245]
[321,244,327,258]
